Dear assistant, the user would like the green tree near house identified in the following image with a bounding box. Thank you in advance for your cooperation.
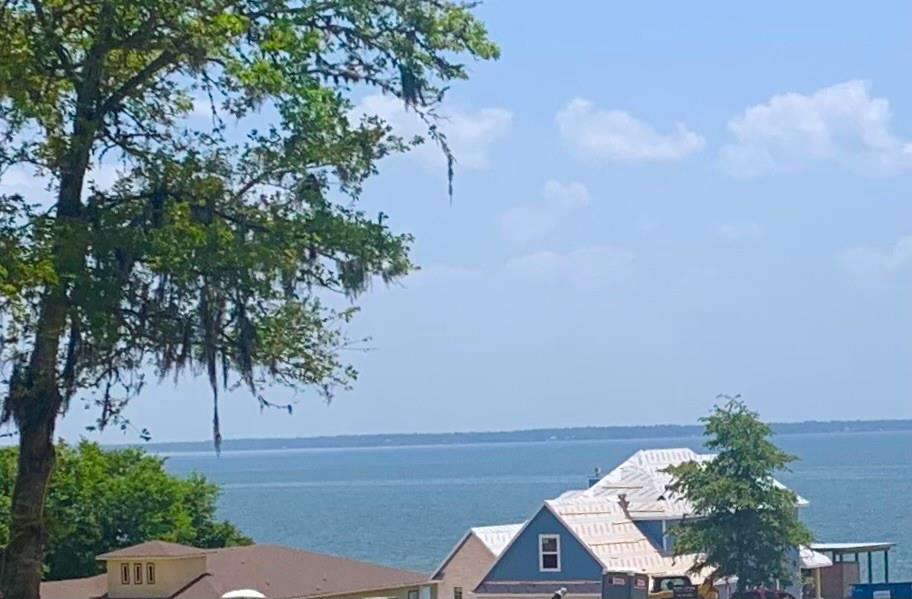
[665,397,812,591]
[0,441,251,581]
[0,1,497,598]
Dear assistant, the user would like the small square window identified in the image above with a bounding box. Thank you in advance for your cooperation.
[408,590,419,599]
[541,553,559,570]
[454,587,463,599]
[120,563,130,585]
[133,563,143,584]
[146,563,156,585]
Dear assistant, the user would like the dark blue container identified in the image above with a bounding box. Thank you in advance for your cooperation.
[852,583,912,599]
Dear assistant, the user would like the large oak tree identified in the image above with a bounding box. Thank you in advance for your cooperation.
[0,2,497,597]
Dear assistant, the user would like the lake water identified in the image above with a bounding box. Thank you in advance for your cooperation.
[163,431,912,579]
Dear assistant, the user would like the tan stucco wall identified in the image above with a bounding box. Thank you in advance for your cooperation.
[106,556,207,599]
[435,534,498,599]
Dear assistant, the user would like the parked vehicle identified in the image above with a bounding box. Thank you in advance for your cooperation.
[651,576,694,599]
[650,577,719,599]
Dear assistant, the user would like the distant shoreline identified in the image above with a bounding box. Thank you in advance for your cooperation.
[129,419,912,453]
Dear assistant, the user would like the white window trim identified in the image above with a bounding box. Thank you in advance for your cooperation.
[538,534,561,572]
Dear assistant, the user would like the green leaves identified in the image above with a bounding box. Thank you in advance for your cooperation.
[0,441,250,581]
[0,1,497,594]
[665,398,813,590]
[0,0,496,447]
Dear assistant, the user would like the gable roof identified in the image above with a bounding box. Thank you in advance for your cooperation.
[579,448,808,517]
[45,544,431,599]
[472,524,524,556]
[546,498,703,579]
[473,501,607,591]
[40,575,107,599]
[476,498,704,590]
[432,524,523,579]
[97,540,210,560]
[177,545,429,599]
[481,448,806,587]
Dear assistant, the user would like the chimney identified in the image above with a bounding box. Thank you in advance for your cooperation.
[617,493,630,514]
[588,467,602,488]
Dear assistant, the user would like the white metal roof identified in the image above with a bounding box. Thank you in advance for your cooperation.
[471,524,524,556]
[578,448,808,516]
[810,542,894,553]
[545,499,707,581]
[431,523,523,579]
[455,448,810,586]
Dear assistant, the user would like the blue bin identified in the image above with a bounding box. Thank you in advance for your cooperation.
[852,583,912,599]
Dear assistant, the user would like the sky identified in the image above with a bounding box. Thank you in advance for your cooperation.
[6,1,912,443]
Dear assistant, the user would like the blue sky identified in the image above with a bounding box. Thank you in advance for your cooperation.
[19,2,912,442]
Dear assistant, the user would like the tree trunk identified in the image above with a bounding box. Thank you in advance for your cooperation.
[0,399,60,599]
[1,13,111,597]
[0,113,94,599]
[0,274,72,599]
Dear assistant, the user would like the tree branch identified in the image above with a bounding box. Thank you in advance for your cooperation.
[99,51,177,117]
[29,0,80,84]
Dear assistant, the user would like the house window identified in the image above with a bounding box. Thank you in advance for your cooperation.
[133,563,143,584]
[408,590,419,599]
[120,563,130,585]
[454,587,463,599]
[146,563,156,585]
[539,534,561,572]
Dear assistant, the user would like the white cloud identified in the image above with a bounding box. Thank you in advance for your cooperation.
[717,222,765,242]
[500,180,590,242]
[721,80,912,177]
[835,236,912,276]
[556,98,705,162]
[506,245,636,288]
[354,94,512,170]
[0,166,53,205]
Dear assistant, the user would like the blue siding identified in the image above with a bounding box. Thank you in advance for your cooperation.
[635,520,665,550]
[484,506,603,582]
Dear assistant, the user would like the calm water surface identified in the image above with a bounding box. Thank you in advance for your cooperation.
[163,431,912,578]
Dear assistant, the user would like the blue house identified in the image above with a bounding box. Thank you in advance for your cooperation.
[471,449,812,599]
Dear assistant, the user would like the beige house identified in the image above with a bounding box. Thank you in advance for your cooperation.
[41,540,437,599]
[431,525,521,599]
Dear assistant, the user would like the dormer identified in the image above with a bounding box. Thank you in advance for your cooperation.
[97,541,210,599]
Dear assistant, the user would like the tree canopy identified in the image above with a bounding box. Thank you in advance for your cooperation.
[0,440,250,581]
[0,1,498,597]
[665,397,812,591]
